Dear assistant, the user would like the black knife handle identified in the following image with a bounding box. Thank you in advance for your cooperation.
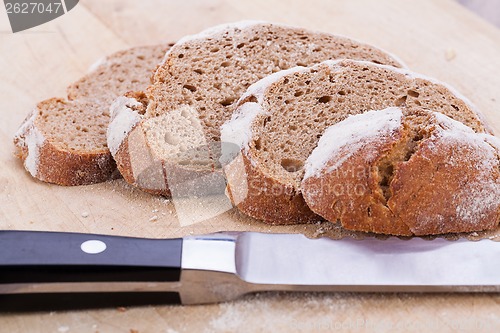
[0,231,182,284]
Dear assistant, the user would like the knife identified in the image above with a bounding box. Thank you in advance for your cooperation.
[0,230,498,311]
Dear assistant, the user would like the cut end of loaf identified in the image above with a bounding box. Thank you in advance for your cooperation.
[302,108,500,235]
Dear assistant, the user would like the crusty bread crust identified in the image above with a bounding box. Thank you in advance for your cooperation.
[302,108,500,236]
[224,148,320,224]
[13,44,171,186]
[111,21,406,197]
[221,60,491,225]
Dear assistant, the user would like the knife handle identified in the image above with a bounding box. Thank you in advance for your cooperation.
[0,231,182,284]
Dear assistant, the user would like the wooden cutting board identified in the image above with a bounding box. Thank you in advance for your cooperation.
[1,0,500,331]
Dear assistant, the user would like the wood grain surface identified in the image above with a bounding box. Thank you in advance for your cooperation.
[1,0,500,332]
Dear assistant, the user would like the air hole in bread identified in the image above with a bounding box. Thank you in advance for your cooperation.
[220,96,237,107]
[395,95,408,107]
[367,206,372,217]
[164,132,181,145]
[296,62,307,67]
[318,96,332,103]
[338,90,346,96]
[451,104,459,111]
[294,91,304,97]
[221,61,230,68]
[178,54,184,58]
[254,138,262,150]
[194,69,204,75]
[211,48,220,53]
[263,116,271,128]
[247,95,258,103]
[236,43,245,49]
[404,132,425,161]
[183,84,197,92]
[408,90,420,98]
[378,162,394,202]
[281,158,304,173]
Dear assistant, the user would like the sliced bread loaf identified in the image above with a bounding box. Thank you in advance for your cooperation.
[108,21,405,195]
[301,107,500,235]
[14,44,171,186]
[220,59,491,225]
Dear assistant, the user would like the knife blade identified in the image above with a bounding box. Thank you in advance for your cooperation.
[0,230,498,310]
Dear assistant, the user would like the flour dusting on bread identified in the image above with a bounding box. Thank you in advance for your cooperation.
[304,108,403,180]
[107,97,143,156]
[14,110,45,177]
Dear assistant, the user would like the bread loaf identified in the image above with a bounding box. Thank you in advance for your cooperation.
[301,107,500,235]
[14,44,171,185]
[108,21,405,195]
[220,59,491,225]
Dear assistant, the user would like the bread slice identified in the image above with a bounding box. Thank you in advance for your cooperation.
[301,107,500,235]
[14,44,171,186]
[108,21,405,196]
[220,59,491,225]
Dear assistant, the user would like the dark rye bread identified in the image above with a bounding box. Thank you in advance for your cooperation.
[108,21,404,196]
[220,59,491,225]
[302,107,500,236]
[13,44,171,186]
